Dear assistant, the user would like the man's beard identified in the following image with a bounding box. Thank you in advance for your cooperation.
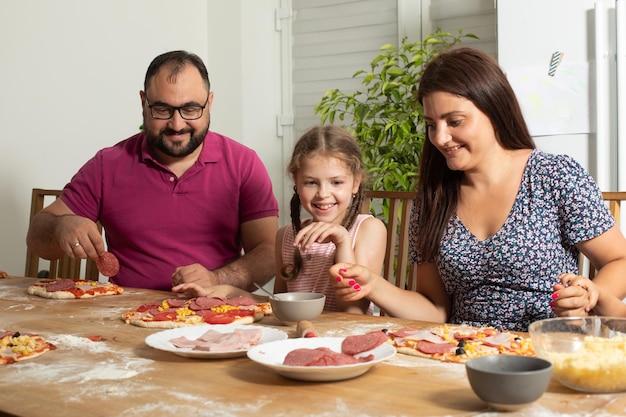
[145,121,209,158]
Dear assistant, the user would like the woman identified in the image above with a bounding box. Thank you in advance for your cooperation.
[332,47,626,331]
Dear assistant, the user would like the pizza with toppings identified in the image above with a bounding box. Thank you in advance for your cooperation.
[123,296,272,328]
[1,330,57,364]
[385,324,535,363]
[27,278,124,299]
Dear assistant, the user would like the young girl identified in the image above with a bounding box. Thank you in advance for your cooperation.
[174,125,386,314]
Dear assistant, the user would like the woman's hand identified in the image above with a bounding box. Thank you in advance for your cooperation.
[551,273,598,316]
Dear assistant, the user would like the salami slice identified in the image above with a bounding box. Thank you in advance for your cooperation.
[189,296,227,310]
[44,278,76,292]
[283,347,360,366]
[226,296,256,306]
[342,331,388,355]
[96,252,120,277]
[166,299,188,308]
[416,340,455,355]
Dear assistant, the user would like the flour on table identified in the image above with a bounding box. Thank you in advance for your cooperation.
[48,334,114,353]
[6,303,35,311]
[57,358,147,382]
[320,321,397,337]
[118,398,272,417]
[473,405,606,417]
[0,289,32,305]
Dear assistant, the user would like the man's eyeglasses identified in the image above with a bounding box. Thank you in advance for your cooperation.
[145,95,209,120]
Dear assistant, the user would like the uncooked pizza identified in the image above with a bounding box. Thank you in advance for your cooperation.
[385,324,535,363]
[27,278,124,299]
[0,330,57,364]
[123,295,272,328]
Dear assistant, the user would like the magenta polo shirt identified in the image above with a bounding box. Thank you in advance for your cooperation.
[61,131,279,290]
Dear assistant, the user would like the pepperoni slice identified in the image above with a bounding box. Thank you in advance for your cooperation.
[45,278,77,292]
[151,310,178,321]
[166,299,188,308]
[416,340,455,355]
[342,331,388,355]
[96,252,120,277]
[136,303,161,313]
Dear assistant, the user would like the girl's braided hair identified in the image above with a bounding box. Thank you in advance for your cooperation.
[281,125,366,280]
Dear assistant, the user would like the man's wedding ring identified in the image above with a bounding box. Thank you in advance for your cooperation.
[73,242,81,248]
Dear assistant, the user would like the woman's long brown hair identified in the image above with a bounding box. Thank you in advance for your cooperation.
[415,47,536,260]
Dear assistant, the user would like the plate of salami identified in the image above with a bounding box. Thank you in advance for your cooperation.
[246,335,396,381]
[145,324,287,359]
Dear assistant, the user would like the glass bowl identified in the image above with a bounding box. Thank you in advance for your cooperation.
[528,316,626,393]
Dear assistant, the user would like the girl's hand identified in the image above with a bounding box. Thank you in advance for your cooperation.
[329,262,376,302]
[551,273,598,316]
[294,221,351,251]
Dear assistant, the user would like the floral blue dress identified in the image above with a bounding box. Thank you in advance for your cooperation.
[409,150,614,331]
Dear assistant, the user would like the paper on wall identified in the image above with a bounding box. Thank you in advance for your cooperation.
[504,61,591,137]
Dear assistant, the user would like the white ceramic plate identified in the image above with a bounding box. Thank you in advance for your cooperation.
[246,337,396,381]
[145,324,288,359]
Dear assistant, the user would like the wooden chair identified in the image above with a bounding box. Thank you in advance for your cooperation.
[361,190,418,291]
[24,188,101,280]
[580,191,626,278]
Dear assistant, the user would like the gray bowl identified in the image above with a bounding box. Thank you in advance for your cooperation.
[465,355,552,411]
[269,292,325,325]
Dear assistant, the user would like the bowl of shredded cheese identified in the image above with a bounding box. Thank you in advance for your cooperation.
[529,317,626,393]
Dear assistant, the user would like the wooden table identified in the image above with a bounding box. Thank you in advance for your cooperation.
[1,276,625,417]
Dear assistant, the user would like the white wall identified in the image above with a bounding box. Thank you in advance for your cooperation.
[0,0,283,276]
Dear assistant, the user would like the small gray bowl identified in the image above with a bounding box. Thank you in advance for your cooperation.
[269,292,325,325]
[465,355,552,411]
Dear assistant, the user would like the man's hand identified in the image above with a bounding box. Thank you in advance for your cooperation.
[55,214,105,260]
[171,263,220,288]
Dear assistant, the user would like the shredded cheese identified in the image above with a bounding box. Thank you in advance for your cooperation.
[210,305,240,313]
[545,336,626,392]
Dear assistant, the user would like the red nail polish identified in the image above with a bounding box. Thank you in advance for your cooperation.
[550,301,555,307]
[551,293,559,300]
[353,284,361,291]
[340,268,347,273]
[336,276,342,282]
[348,280,356,286]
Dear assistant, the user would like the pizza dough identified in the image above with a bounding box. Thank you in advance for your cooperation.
[386,324,536,363]
[0,330,56,365]
[123,296,271,328]
[27,278,124,299]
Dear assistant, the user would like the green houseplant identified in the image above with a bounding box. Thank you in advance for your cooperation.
[314,29,477,192]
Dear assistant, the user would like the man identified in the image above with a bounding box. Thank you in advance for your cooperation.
[26,51,279,291]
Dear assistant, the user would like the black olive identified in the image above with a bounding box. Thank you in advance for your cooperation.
[455,347,466,355]
[457,340,467,347]
[381,329,389,334]
[12,332,20,338]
